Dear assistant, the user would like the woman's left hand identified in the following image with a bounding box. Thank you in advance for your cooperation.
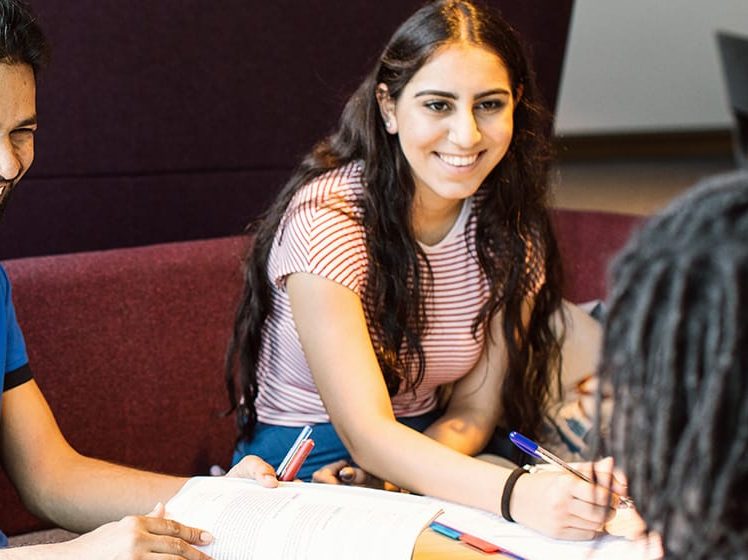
[313,459,398,489]
[313,459,377,486]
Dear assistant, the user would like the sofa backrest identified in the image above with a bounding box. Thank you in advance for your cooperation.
[0,0,574,260]
[0,207,641,536]
[552,208,643,303]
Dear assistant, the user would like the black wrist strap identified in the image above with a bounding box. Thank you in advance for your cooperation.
[501,467,529,522]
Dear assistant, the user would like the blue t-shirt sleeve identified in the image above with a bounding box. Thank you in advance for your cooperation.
[1,266,29,376]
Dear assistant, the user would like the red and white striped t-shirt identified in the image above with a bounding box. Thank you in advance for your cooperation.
[255,161,491,425]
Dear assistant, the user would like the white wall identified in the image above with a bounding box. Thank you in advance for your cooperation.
[555,1,748,135]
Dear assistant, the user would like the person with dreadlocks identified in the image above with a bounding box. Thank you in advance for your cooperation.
[599,170,748,559]
[226,0,615,539]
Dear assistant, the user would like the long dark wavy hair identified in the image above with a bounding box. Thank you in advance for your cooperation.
[226,0,564,445]
[598,171,748,559]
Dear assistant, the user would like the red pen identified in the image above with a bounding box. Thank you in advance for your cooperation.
[279,438,315,481]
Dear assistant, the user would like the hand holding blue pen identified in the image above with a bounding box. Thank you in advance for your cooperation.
[509,431,634,508]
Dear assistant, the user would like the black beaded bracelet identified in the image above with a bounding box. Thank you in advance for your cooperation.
[500,467,529,522]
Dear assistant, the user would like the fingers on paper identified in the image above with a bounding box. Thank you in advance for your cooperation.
[552,526,600,541]
[570,479,617,520]
[142,515,213,545]
[226,455,279,487]
[118,514,213,560]
[338,465,370,485]
[567,489,616,525]
[312,459,349,484]
[147,534,213,560]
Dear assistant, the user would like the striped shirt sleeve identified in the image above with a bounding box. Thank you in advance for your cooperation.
[269,169,369,297]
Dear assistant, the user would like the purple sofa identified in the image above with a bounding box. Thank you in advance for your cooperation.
[0,208,641,537]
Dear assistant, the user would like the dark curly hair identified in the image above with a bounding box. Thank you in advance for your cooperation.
[599,171,748,559]
[226,0,564,446]
[0,0,49,76]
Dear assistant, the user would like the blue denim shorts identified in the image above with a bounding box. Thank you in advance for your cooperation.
[232,409,441,481]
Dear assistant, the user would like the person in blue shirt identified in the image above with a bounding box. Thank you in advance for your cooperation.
[0,270,27,401]
[0,1,277,558]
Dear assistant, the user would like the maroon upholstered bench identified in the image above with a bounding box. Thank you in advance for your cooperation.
[552,208,644,303]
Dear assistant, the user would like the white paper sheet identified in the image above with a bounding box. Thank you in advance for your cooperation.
[165,477,440,560]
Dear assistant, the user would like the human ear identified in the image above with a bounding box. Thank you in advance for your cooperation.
[376,83,398,134]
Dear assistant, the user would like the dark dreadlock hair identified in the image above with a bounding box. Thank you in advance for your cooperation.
[226,0,564,444]
[599,171,748,559]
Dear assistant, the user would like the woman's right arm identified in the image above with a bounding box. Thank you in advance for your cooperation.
[286,272,617,540]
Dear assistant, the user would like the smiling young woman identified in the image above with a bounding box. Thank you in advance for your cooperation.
[225,0,613,540]
[376,42,517,245]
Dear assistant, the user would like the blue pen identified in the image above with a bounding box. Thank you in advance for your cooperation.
[509,431,634,508]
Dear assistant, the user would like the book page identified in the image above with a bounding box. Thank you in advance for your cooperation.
[165,477,441,560]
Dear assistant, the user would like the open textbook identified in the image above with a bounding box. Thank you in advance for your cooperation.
[164,477,440,560]
[166,477,662,560]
